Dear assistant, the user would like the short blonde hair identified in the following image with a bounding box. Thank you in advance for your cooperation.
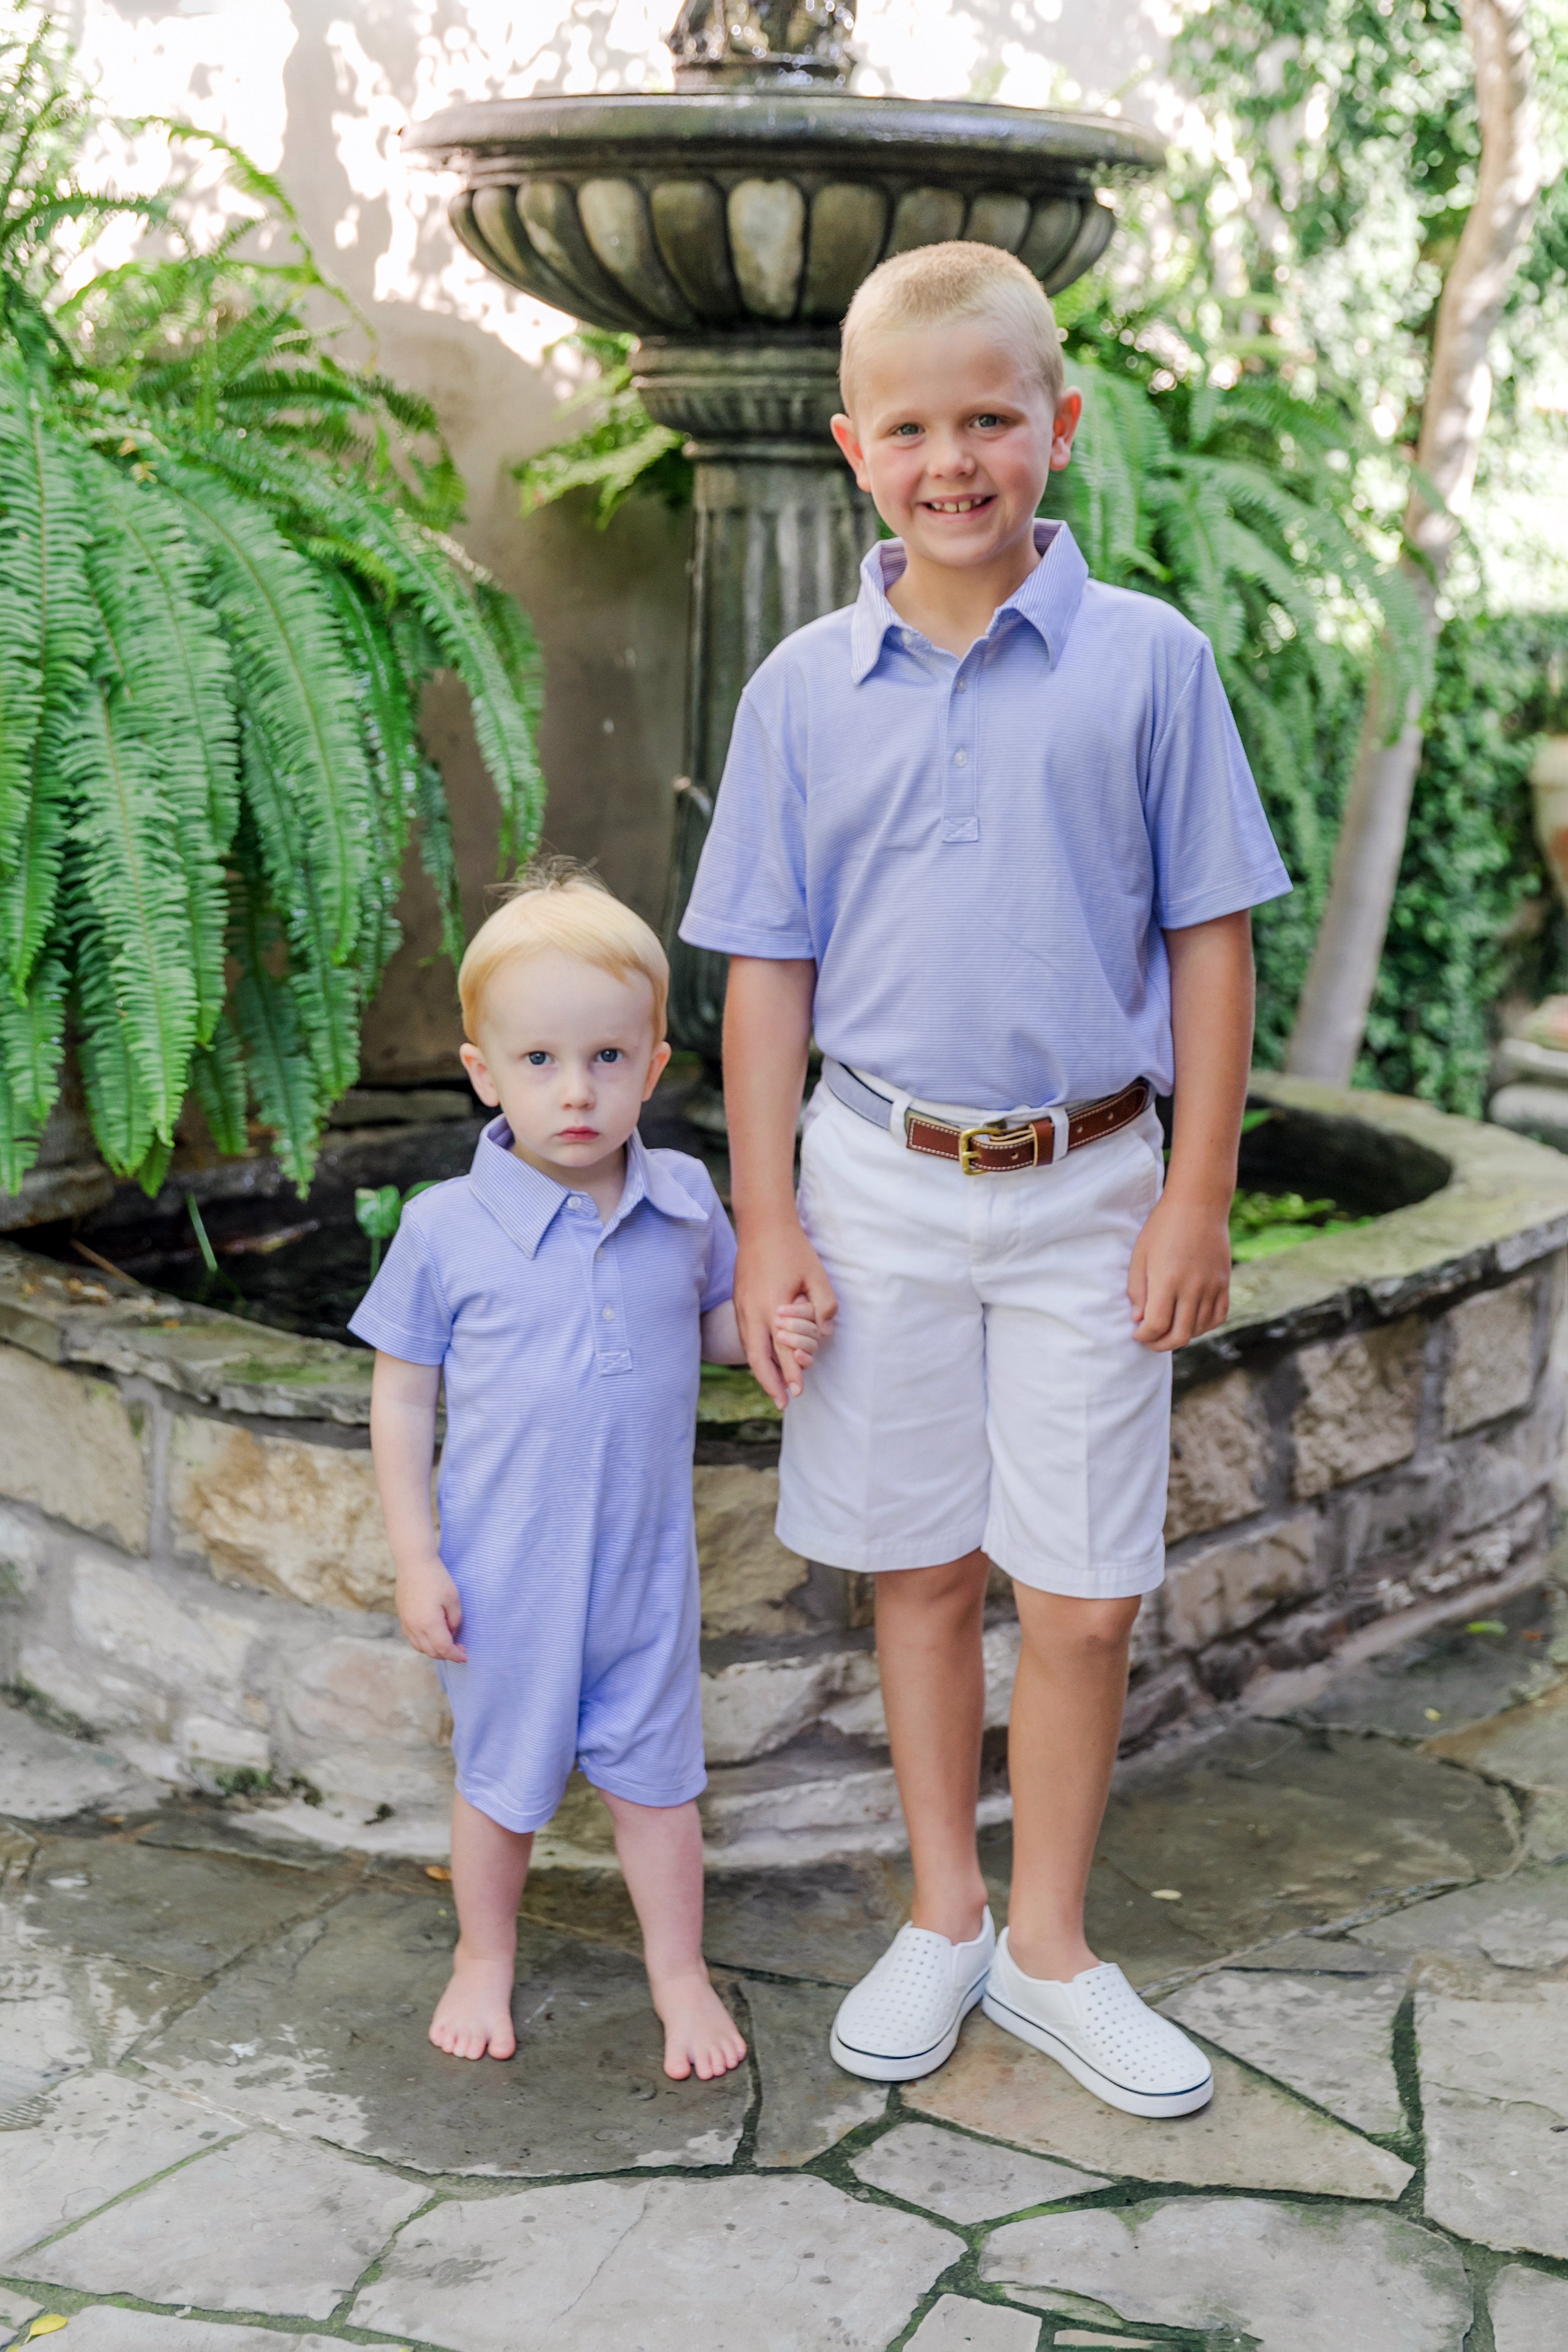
[840,241,1065,416]
[459,861,668,1044]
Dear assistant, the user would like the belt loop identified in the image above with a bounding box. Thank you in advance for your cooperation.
[1044,1104,1071,1164]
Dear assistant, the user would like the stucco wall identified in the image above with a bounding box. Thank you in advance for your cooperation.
[68,1,1175,1078]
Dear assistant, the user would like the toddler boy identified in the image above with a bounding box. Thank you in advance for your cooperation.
[681,244,1290,2114]
[354,866,760,2081]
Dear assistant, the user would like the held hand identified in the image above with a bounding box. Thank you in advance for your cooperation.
[397,1554,468,1663]
[1128,1189,1231,1353]
[772,1288,824,1399]
[735,1223,837,1409]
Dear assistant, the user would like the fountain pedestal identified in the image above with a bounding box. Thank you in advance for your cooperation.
[407,23,1159,1052]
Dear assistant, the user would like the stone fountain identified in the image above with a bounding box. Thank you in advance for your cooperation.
[405,5,1161,1053]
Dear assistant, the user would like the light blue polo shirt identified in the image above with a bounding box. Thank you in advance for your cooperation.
[348,1119,736,1833]
[680,521,1290,1112]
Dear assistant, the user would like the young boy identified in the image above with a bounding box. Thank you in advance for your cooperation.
[680,244,1290,2116]
[353,866,767,2083]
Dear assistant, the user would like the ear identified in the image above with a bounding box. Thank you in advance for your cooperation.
[641,1038,673,1102]
[1049,387,1083,473]
[460,1040,501,1107]
[830,411,873,493]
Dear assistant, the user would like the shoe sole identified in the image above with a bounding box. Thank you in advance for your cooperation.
[981,1988,1213,2118]
[829,1975,989,2083]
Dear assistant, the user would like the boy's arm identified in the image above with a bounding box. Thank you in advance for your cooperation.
[723,955,838,1408]
[1129,910,1254,1353]
[700,1302,746,1363]
[369,1351,466,1663]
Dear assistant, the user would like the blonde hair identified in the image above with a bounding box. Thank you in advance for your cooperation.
[459,860,669,1044]
[839,242,1065,416]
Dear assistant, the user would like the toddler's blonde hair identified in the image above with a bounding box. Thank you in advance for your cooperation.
[839,241,1065,417]
[459,860,669,1045]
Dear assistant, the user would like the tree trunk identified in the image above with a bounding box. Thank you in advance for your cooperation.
[1284,0,1541,1086]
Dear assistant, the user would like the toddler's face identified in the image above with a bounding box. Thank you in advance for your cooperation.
[831,319,1080,572]
[459,952,671,1184]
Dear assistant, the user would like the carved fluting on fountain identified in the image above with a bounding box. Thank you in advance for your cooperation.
[407,12,1159,1052]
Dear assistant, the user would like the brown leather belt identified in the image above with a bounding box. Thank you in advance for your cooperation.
[824,1063,1154,1175]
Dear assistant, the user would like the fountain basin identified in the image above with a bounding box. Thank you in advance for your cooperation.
[412,93,1160,364]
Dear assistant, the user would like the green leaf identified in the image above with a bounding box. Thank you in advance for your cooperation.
[63,679,199,1142]
[354,1182,401,1242]
[168,464,373,964]
[84,459,239,1044]
[189,1012,249,1155]
[0,364,94,996]
[0,944,63,1189]
[228,855,322,1192]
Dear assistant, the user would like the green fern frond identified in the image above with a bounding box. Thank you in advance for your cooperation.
[189,1011,249,1157]
[414,749,465,973]
[72,890,158,1179]
[237,719,360,1099]
[170,464,372,963]
[62,678,199,1142]
[229,859,323,1192]
[83,459,237,1043]
[0,943,63,1185]
[0,364,96,990]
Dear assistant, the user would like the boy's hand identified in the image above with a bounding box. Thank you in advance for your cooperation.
[772,1287,824,1399]
[397,1554,468,1663]
[735,1221,837,1409]
[1128,1189,1231,1352]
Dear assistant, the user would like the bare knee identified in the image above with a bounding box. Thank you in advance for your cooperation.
[876,1550,990,1635]
[1016,1589,1140,1667]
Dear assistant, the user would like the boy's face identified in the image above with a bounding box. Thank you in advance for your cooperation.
[459,952,671,1184]
[830,319,1081,573]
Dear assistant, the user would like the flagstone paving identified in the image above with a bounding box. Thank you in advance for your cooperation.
[2,1589,1568,2351]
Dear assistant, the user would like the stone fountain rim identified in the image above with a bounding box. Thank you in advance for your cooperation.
[5,1079,1568,1425]
[403,91,1165,180]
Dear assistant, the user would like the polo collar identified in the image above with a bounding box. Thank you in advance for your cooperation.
[849,518,1088,683]
[468,1118,709,1256]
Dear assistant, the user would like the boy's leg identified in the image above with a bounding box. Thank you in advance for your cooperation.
[1004,1587,1140,1980]
[430,1790,533,2061]
[874,1549,992,1943]
[598,1791,748,2083]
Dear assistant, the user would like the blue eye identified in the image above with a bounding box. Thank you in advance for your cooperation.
[597,1048,623,1065]
[526,1051,549,1066]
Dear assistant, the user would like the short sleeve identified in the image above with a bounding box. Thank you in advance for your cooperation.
[347,1221,453,1364]
[678,688,814,959]
[1147,641,1292,929]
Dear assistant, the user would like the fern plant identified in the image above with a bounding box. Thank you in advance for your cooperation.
[1039,298,1428,1061]
[513,329,692,526]
[0,5,544,1198]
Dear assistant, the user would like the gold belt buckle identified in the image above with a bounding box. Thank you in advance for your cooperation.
[957,1120,1037,1175]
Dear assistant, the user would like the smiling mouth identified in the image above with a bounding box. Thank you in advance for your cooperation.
[922,494,995,515]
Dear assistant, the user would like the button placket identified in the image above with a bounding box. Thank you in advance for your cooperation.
[942,656,979,843]
[587,1225,633,1374]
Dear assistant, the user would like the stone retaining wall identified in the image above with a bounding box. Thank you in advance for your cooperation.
[3,1074,1568,1862]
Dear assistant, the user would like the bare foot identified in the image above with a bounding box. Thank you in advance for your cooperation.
[429,1950,517,2060]
[653,1970,748,2082]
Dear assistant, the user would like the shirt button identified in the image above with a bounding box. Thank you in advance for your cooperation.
[953,749,968,767]
[956,679,968,692]
[602,1306,615,1320]
[569,1195,585,1210]
[595,1247,605,1260]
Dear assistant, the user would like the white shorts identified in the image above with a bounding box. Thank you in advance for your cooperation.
[777,1082,1172,1599]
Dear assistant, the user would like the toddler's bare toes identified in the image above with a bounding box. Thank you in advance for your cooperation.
[429,1955,517,2061]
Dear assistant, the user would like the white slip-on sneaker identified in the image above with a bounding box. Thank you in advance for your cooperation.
[830,1908,996,2082]
[982,1928,1213,2118]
